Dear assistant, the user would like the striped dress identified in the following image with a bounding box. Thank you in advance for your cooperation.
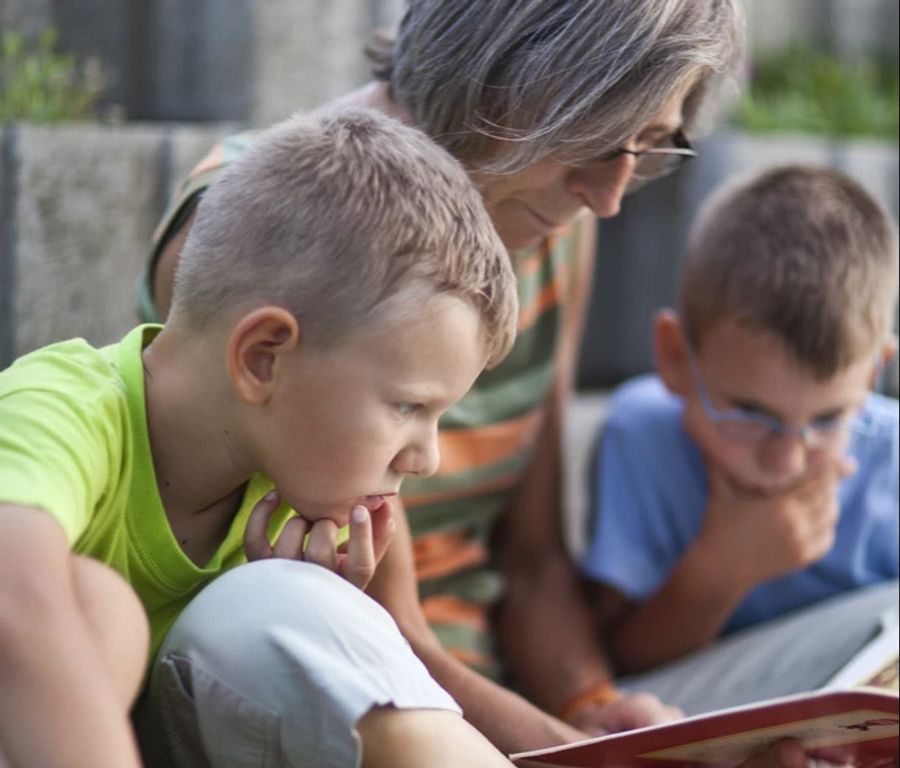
[142,134,589,680]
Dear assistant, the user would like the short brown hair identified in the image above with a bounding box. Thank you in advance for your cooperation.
[170,107,517,367]
[680,165,899,379]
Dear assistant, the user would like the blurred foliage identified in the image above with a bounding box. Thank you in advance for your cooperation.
[734,46,899,139]
[0,28,107,121]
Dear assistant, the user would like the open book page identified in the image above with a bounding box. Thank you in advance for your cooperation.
[823,606,899,692]
[510,689,899,768]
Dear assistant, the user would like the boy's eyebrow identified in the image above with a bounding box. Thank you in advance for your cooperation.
[393,383,451,404]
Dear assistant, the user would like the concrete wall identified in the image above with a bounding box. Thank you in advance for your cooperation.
[0,121,235,365]
[0,0,404,124]
[3,0,895,124]
[745,0,899,58]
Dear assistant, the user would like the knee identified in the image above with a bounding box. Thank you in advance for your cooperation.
[72,556,150,706]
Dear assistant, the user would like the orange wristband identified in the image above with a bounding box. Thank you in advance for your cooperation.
[558,680,622,721]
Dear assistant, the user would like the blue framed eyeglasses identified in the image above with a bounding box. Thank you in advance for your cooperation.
[686,347,874,447]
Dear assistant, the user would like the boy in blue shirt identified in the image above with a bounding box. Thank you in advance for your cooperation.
[582,165,899,712]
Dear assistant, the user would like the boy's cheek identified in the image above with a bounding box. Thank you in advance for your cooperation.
[687,417,759,490]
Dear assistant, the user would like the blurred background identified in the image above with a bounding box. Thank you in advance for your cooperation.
[1,0,898,399]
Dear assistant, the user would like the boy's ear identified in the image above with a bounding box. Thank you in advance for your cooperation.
[872,335,898,388]
[227,307,301,405]
[653,309,692,396]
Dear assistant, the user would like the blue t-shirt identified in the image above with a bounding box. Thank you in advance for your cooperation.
[581,374,899,635]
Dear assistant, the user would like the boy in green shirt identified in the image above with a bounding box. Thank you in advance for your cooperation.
[0,108,520,767]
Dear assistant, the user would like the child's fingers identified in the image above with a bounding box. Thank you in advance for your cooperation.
[340,505,376,589]
[739,739,806,768]
[370,501,396,567]
[243,489,281,561]
[272,514,310,559]
[304,518,340,572]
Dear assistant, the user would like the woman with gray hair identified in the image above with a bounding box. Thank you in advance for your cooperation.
[141,0,771,761]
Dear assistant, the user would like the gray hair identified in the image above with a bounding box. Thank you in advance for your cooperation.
[170,107,518,367]
[368,0,744,173]
[681,165,900,379]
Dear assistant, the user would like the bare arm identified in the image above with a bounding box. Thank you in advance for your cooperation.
[494,383,616,715]
[492,220,681,734]
[600,537,746,673]
[492,220,611,713]
[492,222,633,720]
[366,502,586,754]
[0,505,143,768]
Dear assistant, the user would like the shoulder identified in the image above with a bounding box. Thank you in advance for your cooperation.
[605,374,683,432]
[859,391,899,427]
[596,374,694,480]
[1,338,122,398]
[849,392,899,469]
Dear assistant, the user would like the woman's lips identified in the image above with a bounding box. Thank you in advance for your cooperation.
[525,205,561,231]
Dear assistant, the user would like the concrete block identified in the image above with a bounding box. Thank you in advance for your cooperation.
[12,123,167,357]
[835,138,900,217]
[744,0,827,54]
[829,0,898,58]
[563,392,608,557]
[0,125,14,367]
[726,131,833,176]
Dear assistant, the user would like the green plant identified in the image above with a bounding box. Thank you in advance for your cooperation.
[0,28,107,121]
[734,46,899,139]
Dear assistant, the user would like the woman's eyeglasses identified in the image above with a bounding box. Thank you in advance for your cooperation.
[600,129,696,194]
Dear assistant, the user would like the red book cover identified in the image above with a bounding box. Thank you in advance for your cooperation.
[511,689,899,768]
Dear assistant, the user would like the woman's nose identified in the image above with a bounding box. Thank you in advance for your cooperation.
[566,152,636,219]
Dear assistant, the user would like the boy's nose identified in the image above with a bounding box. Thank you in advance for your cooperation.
[393,429,441,479]
[758,432,809,480]
[566,153,635,219]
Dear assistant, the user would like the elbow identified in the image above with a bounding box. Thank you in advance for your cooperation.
[0,573,67,672]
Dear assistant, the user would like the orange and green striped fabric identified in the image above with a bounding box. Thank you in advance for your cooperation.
[142,131,586,680]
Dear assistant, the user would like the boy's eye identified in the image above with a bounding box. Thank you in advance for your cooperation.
[394,403,422,417]
[731,401,766,417]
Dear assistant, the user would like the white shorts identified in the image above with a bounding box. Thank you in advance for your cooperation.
[620,579,900,715]
[136,559,461,768]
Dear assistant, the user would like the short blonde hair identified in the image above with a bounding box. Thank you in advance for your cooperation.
[368,0,744,173]
[171,108,517,367]
[680,165,899,378]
